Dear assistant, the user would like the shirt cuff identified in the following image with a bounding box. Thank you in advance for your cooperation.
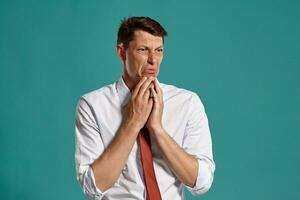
[185,159,214,196]
[81,166,107,199]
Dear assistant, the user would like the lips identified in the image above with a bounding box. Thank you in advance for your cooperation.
[143,71,156,77]
[143,68,156,74]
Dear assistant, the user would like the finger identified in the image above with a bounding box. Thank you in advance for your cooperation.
[143,87,150,100]
[132,77,147,97]
[148,83,154,98]
[149,82,154,91]
[148,97,153,108]
[150,87,159,103]
[154,79,163,99]
[137,77,155,98]
[154,79,162,94]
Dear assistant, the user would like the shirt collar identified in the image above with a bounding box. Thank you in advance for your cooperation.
[116,76,163,107]
[116,76,131,107]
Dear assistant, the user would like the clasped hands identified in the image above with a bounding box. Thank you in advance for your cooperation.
[126,76,164,135]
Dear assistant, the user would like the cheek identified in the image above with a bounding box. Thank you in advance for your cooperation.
[135,55,148,70]
[127,55,144,75]
[127,54,137,68]
[156,56,163,66]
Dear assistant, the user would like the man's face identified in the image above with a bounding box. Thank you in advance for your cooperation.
[121,30,164,87]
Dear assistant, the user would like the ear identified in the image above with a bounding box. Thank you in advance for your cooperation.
[116,44,126,63]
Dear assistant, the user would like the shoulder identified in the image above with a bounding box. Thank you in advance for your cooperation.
[160,82,201,102]
[159,82,206,114]
[79,81,118,106]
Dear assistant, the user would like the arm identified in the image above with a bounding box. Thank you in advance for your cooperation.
[150,127,199,187]
[147,79,215,195]
[91,120,140,191]
[89,77,155,192]
[75,77,155,198]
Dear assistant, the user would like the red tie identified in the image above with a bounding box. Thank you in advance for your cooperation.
[138,127,162,200]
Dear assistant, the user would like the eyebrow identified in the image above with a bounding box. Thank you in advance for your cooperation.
[156,45,164,49]
[138,45,164,49]
[138,45,164,50]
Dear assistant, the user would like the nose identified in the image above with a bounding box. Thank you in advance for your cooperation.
[147,51,155,65]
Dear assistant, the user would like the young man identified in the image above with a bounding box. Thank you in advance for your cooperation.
[75,16,215,200]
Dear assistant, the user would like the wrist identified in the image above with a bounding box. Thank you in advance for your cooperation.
[148,125,165,137]
[123,119,142,133]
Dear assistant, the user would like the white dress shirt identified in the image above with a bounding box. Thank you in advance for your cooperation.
[75,77,215,200]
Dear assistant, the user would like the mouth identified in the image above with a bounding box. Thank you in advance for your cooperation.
[142,69,157,76]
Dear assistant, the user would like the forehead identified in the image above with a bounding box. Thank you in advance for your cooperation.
[130,30,163,46]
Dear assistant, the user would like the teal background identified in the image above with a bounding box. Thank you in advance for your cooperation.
[1,0,299,199]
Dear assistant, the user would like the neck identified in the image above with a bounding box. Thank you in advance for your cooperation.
[122,75,136,92]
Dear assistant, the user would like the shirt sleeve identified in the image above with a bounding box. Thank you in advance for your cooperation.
[182,92,216,196]
[75,97,107,200]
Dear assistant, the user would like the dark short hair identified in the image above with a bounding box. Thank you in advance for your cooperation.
[117,16,168,49]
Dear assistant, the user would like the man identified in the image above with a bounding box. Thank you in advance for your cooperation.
[75,16,215,200]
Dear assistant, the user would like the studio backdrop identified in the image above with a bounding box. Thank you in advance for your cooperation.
[0,1,299,200]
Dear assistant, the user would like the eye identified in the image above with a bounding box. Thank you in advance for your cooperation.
[156,48,163,53]
[137,48,146,52]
